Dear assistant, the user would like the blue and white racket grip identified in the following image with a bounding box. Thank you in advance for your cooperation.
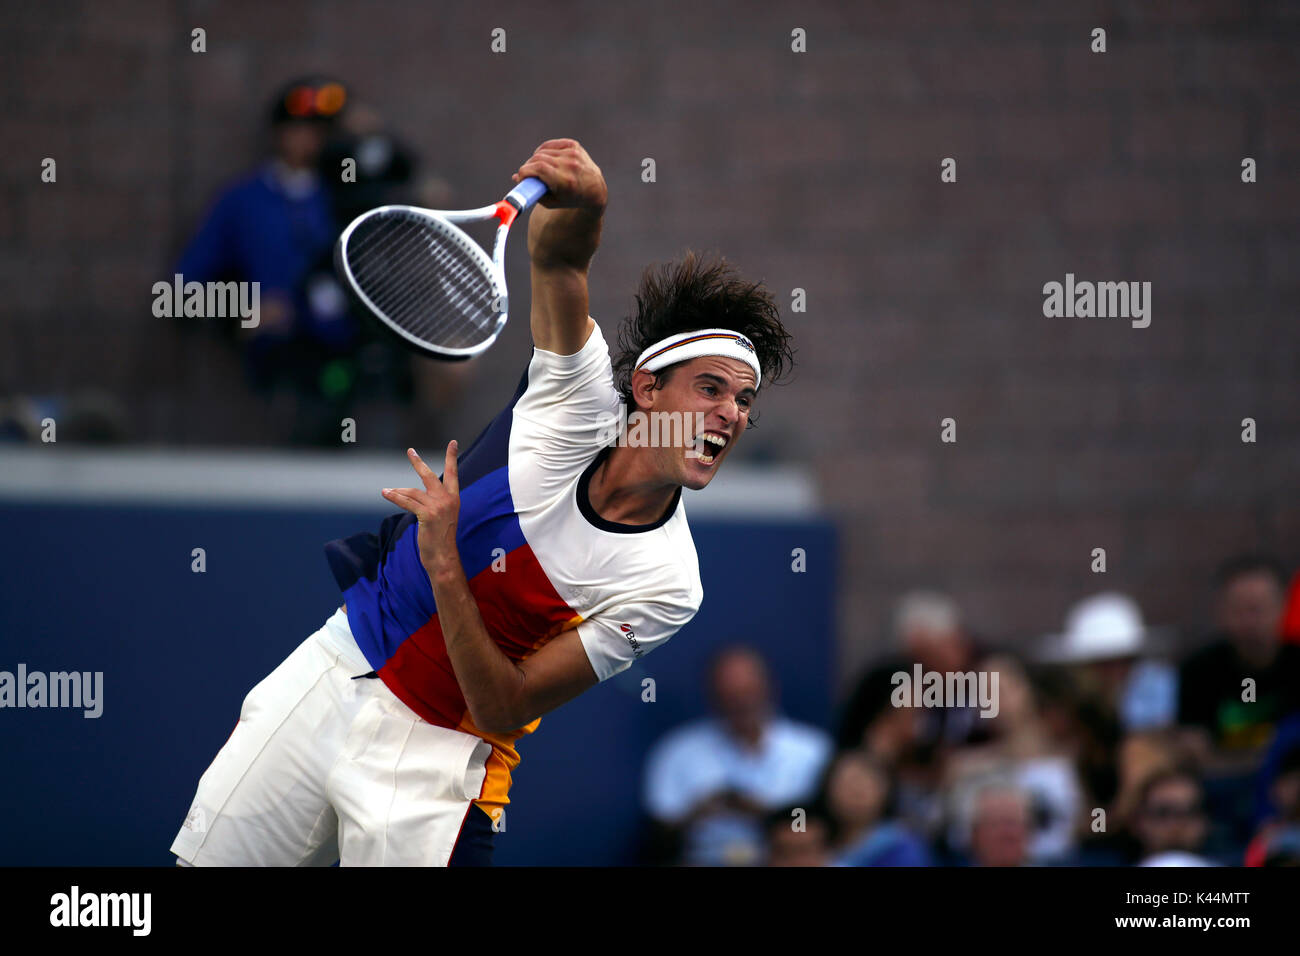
[504,176,549,211]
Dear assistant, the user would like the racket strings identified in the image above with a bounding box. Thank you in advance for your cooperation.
[353,219,483,318]
[346,213,501,349]
[351,219,494,342]
[350,218,491,329]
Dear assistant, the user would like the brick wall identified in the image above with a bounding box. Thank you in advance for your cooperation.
[4,0,1298,689]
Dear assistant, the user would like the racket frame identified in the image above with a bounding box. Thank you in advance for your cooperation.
[334,177,547,361]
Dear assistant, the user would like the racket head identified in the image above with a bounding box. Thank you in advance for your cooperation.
[335,205,508,360]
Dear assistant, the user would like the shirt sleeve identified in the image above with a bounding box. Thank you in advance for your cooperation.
[576,588,700,683]
[512,319,624,459]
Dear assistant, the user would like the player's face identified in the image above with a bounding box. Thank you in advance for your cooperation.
[650,356,758,491]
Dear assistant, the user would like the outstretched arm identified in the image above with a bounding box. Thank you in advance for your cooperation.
[512,139,607,355]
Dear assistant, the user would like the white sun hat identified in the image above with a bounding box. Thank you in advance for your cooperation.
[1038,592,1169,664]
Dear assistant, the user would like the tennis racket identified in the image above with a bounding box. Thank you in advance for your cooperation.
[334,176,549,360]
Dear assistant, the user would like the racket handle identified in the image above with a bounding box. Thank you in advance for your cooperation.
[505,176,549,211]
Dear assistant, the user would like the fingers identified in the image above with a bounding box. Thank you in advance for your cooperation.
[514,157,559,185]
[513,140,585,183]
[443,440,459,496]
[380,487,424,516]
[406,447,438,491]
[401,443,458,497]
[513,145,604,209]
[525,140,579,165]
[381,486,454,526]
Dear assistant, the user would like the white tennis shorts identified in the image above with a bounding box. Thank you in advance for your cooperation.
[170,608,492,866]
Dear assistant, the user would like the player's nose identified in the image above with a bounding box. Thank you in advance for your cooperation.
[716,395,739,426]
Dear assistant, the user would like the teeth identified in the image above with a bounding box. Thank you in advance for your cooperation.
[686,431,728,465]
[693,432,726,465]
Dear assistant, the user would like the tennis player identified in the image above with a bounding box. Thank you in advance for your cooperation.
[171,138,794,866]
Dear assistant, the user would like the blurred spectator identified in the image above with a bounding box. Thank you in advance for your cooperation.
[943,653,1084,863]
[1111,731,1185,835]
[1074,730,1185,865]
[642,646,832,866]
[176,77,342,373]
[1032,666,1124,827]
[821,751,931,866]
[1178,553,1300,764]
[836,667,922,767]
[1245,742,1300,865]
[956,779,1033,867]
[836,591,990,839]
[1131,768,1216,866]
[831,666,940,843]
[839,591,989,752]
[173,76,421,446]
[763,804,832,867]
[1037,592,1178,734]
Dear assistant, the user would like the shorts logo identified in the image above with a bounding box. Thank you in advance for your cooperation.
[183,807,207,833]
[619,624,642,657]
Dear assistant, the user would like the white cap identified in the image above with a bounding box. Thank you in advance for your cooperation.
[1038,592,1162,664]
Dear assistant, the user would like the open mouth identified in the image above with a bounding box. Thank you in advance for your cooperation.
[694,431,728,465]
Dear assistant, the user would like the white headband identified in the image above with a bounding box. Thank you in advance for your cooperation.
[633,328,762,388]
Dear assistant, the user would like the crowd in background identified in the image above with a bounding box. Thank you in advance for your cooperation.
[1,74,466,447]
[640,552,1300,867]
[168,74,471,447]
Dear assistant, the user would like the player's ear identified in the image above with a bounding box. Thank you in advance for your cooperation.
[630,369,658,412]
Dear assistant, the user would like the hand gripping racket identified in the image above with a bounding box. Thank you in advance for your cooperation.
[334,176,549,360]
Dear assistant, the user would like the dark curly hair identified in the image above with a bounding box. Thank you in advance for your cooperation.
[612,250,795,425]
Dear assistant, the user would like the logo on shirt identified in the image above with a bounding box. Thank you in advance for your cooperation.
[620,624,642,657]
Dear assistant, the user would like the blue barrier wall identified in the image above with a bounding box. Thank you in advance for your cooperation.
[0,502,835,865]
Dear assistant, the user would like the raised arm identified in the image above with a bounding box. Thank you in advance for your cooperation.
[511,139,607,355]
